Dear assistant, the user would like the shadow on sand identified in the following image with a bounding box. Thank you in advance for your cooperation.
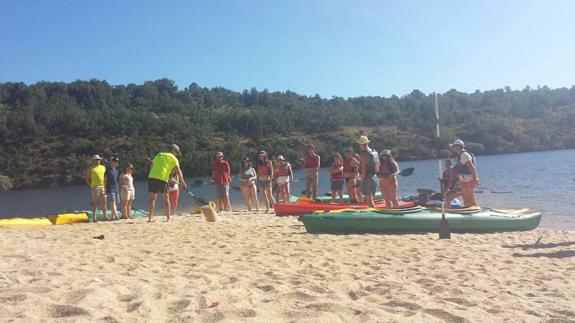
[512,250,575,259]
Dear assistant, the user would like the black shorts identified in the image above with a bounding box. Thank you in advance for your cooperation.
[148,178,168,193]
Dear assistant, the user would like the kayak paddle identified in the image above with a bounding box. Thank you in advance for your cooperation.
[184,188,210,206]
[438,204,451,239]
[399,167,414,177]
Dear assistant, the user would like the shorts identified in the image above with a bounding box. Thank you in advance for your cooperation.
[258,180,271,189]
[277,176,290,185]
[345,176,359,187]
[91,187,106,201]
[121,189,135,201]
[360,175,379,196]
[148,178,168,194]
[108,192,120,204]
[331,180,344,191]
[460,178,478,190]
[215,184,230,199]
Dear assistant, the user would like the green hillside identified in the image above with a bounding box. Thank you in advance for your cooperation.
[1,80,574,188]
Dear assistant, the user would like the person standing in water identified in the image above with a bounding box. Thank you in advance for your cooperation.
[378,149,400,208]
[238,158,259,212]
[444,140,479,208]
[357,136,379,208]
[256,151,275,212]
[147,144,187,222]
[303,145,320,199]
[84,155,107,221]
[211,152,232,212]
[105,157,121,220]
[120,163,135,219]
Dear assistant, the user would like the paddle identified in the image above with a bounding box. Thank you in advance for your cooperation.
[184,188,210,206]
[438,204,451,239]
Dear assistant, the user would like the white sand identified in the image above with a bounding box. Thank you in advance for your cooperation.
[1,211,574,322]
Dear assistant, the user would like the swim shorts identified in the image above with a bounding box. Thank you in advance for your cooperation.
[215,184,230,199]
[360,175,379,196]
[91,187,106,201]
[148,178,168,193]
[258,180,271,189]
[460,178,478,190]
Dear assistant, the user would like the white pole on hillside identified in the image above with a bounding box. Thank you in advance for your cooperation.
[435,92,443,190]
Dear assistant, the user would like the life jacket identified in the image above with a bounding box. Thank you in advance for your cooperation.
[303,154,319,168]
[361,150,379,177]
[257,161,271,176]
[454,150,475,176]
[331,163,344,181]
[277,163,291,176]
[378,158,397,176]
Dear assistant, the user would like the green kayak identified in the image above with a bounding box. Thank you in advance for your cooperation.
[87,209,149,222]
[312,192,384,203]
[299,207,542,233]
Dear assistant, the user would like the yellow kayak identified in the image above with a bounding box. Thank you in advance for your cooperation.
[0,213,89,227]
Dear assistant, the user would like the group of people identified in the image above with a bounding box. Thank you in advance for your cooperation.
[85,137,480,222]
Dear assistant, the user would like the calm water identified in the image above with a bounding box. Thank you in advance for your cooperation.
[1,149,574,231]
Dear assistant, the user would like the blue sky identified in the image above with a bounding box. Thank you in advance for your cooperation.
[1,0,574,97]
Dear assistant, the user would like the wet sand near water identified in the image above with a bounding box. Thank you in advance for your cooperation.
[1,210,574,322]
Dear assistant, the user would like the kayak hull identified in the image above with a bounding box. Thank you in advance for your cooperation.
[274,200,416,216]
[299,208,542,233]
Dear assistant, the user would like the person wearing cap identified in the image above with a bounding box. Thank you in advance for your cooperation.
[238,158,259,212]
[444,139,479,209]
[303,144,321,199]
[378,149,400,208]
[84,155,107,221]
[256,151,275,212]
[211,152,232,212]
[147,144,187,222]
[274,155,293,204]
[357,136,380,208]
[343,148,361,203]
[105,157,121,220]
[120,163,135,219]
[330,153,345,203]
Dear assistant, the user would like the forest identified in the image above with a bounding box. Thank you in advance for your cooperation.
[0,79,574,189]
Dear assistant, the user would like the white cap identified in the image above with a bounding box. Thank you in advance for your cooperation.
[449,139,465,147]
[91,155,103,160]
[215,152,224,157]
[277,155,285,161]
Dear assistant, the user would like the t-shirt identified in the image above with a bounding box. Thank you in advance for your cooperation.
[148,152,180,182]
[211,160,231,185]
[121,173,134,192]
[239,167,256,185]
[105,168,120,194]
[90,164,106,189]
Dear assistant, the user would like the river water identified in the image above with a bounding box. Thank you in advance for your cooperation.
[1,149,574,231]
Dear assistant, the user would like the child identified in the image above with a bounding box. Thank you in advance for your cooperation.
[330,153,344,203]
[275,155,293,204]
[168,168,180,217]
[120,163,135,219]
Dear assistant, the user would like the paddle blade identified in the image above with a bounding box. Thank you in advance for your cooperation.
[400,167,415,177]
[438,213,451,239]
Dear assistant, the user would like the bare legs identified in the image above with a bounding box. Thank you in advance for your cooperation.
[242,185,260,211]
[122,199,133,219]
[148,192,171,222]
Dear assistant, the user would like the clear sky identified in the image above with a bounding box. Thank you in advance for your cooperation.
[1,0,574,97]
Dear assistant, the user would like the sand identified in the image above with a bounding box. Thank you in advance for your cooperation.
[1,210,574,322]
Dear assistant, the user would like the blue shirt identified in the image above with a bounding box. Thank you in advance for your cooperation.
[105,168,120,194]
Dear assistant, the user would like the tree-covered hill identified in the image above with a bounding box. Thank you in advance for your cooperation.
[1,79,574,189]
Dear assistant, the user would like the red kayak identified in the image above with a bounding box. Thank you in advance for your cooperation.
[274,199,417,216]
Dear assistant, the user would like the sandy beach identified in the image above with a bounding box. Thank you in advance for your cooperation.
[1,211,574,322]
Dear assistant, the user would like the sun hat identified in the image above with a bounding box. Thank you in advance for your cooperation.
[91,155,103,161]
[111,156,120,161]
[449,139,465,148]
[215,152,224,157]
[381,149,392,156]
[170,144,181,155]
[242,158,251,163]
[277,155,285,161]
[259,150,267,156]
[356,135,370,145]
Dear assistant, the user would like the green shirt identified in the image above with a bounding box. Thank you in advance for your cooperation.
[90,164,106,188]
[148,152,180,182]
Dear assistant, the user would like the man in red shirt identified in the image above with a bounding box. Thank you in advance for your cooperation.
[211,152,232,212]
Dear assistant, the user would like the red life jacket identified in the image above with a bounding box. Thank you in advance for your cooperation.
[277,163,291,176]
[331,163,344,181]
[303,154,319,168]
[257,162,271,176]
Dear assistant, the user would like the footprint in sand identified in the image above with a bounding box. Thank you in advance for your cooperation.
[49,304,90,318]
[424,308,468,323]
[169,299,191,314]
[65,288,93,304]
[384,301,422,311]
